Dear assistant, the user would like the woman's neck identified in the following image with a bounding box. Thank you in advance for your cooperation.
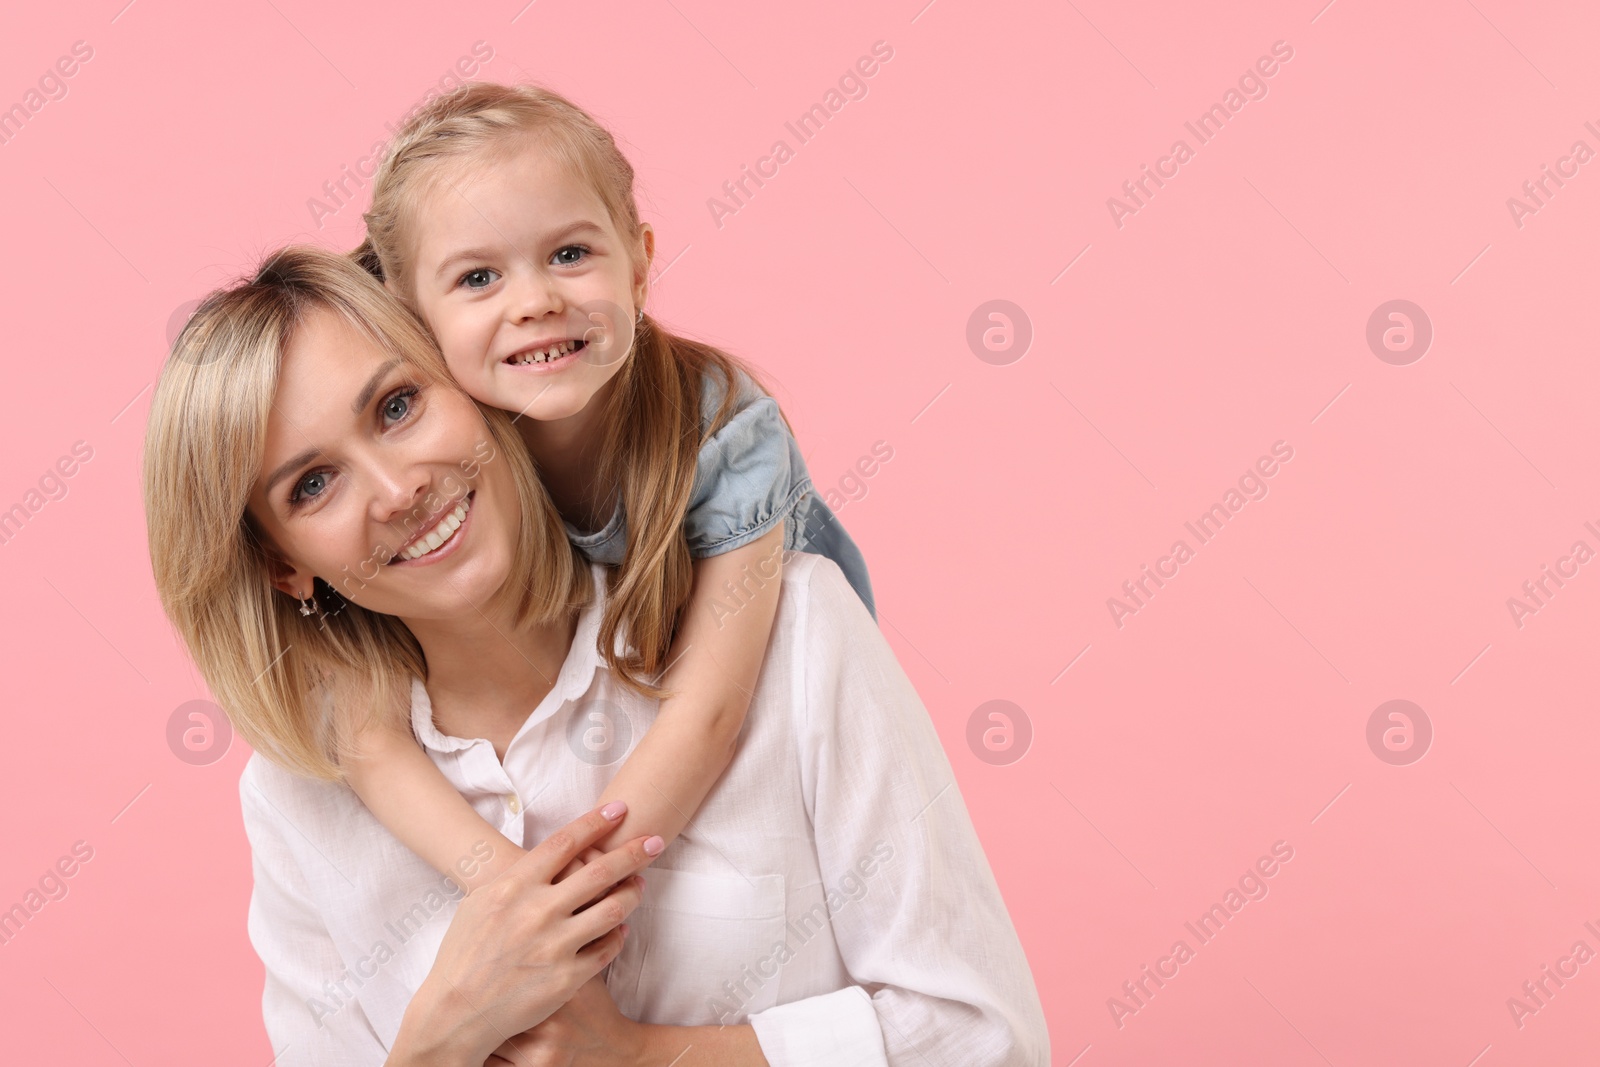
[402,599,579,757]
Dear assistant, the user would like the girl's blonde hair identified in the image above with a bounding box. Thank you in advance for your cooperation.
[355,80,785,696]
[143,244,590,781]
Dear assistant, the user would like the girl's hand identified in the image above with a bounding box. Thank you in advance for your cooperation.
[396,802,662,1065]
[488,976,646,1067]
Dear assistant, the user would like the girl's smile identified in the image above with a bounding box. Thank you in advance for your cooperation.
[403,143,652,425]
[504,336,586,369]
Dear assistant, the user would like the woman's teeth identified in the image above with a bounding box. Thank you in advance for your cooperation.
[398,497,470,561]
[507,339,584,365]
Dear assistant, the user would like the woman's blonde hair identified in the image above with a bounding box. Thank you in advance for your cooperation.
[143,245,590,781]
[354,81,785,696]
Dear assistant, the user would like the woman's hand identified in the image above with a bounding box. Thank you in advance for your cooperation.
[554,845,609,883]
[389,802,663,1066]
[487,977,646,1067]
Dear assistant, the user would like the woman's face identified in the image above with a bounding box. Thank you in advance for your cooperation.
[402,137,654,425]
[246,304,518,622]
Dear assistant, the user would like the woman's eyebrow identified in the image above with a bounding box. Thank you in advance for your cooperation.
[264,446,323,496]
[352,358,404,414]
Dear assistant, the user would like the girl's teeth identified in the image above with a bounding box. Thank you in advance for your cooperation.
[509,340,578,365]
[401,499,469,560]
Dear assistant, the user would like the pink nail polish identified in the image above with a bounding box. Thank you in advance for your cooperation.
[601,801,627,820]
[643,835,664,856]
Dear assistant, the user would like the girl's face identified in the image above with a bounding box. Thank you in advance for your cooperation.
[403,137,654,424]
[247,305,519,622]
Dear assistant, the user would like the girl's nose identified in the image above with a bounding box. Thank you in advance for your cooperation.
[508,266,564,323]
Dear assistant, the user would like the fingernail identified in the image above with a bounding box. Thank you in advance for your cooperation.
[620,923,630,939]
[601,802,627,820]
[642,835,665,856]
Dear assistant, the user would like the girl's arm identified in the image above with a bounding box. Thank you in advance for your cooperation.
[590,524,786,854]
[341,702,526,893]
[488,975,770,1066]
[342,520,784,885]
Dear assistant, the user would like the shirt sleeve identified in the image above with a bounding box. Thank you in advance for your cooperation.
[749,558,1051,1066]
[746,986,887,1064]
[240,764,389,1067]
[682,373,809,559]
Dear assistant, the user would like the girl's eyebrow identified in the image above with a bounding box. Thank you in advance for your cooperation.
[262,359,404,494]
[432,220,607,281]
[433,246,499,281]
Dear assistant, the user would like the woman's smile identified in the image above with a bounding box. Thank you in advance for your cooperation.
[388,490,476,566]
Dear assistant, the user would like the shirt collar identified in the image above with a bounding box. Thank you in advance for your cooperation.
[410,563,613,753]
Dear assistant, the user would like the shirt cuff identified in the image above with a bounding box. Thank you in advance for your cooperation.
[746,986,888,1066]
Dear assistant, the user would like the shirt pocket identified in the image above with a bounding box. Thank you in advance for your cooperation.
[605,866,787,1025]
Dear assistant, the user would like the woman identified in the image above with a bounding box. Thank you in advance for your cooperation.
[144,247,1050,1065]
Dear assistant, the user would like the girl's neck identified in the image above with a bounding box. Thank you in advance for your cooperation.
[402,598,579,758]
[515,379,620,532]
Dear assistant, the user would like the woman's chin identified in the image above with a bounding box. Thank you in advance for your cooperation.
[361,490,516,619]
[423,554,509,613]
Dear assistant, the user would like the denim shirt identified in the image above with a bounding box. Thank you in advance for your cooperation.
[563,366,876,620]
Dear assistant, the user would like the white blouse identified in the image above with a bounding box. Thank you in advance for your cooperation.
[240,554,1050,1066]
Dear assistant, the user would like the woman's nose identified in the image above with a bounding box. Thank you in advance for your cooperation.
[367,463,428,527]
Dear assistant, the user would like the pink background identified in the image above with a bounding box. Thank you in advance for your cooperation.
[2,0,1597,1063]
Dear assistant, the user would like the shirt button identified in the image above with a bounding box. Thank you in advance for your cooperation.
[506,794,521,814]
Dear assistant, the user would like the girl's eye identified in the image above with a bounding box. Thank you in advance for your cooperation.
[459,268,499,290]
[290,470,329,507]
[552,245,589,266]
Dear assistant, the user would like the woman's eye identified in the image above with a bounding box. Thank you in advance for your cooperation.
[382,386,420,426]
[552,245,588,266]
[285,386,418,510]
[459,268,499,289]
[291,471,329,505]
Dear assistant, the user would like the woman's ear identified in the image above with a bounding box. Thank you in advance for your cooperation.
[262,543,315,600]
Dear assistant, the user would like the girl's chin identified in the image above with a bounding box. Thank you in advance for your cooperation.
[494,371,610,416]
[516,391,606,427]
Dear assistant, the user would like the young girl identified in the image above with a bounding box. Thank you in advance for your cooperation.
[331,81,877,889]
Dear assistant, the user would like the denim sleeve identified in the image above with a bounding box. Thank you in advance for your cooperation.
[684,386,810,559]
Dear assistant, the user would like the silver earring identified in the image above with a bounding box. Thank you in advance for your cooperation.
[298,593,314,617]
[636,307,644,324]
